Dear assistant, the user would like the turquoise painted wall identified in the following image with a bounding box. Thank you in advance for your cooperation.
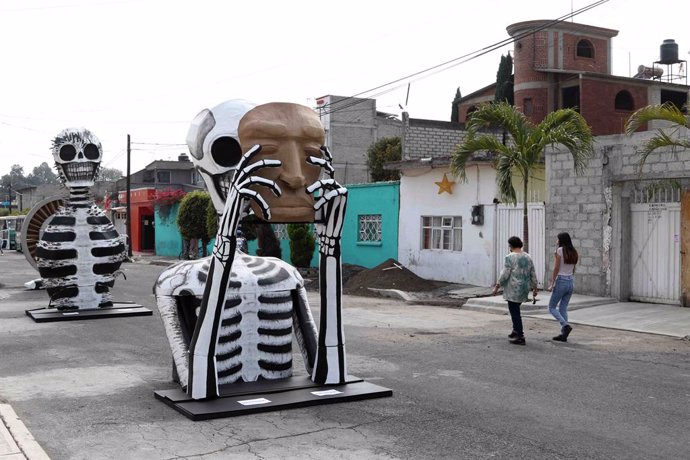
[155,204,183,257]
[341,181,399,268]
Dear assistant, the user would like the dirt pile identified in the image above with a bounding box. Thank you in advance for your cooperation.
[343,258,449,297]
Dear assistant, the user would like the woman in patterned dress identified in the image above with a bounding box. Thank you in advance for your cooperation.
[492,236,538,345]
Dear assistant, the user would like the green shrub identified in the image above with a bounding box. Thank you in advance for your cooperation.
[287,223,315,268]
[177,191,212,257]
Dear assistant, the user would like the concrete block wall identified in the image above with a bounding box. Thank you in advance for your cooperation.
[319,95,403,185]
[546,143,607,295]
[403,118,467,160]
[546,129,690,298]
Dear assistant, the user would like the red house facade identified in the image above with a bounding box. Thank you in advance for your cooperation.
[118,188,156,253]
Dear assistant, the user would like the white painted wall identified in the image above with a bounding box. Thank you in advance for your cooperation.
[398,165,499,286]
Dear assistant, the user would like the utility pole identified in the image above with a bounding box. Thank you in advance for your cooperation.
[126,134,132,257]
[8,179,12,214]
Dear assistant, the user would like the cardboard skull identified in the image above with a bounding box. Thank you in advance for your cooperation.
[186,99,256,214]
[52,128,102,188]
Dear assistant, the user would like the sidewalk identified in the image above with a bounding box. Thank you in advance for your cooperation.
[462,293,690,339]
[376,285,690,340]
[0,405,49,460]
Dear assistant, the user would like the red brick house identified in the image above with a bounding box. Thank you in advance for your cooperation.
[457,20,688,135]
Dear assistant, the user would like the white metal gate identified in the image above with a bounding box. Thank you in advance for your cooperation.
[630,189,681,304]
[495,203,546,287]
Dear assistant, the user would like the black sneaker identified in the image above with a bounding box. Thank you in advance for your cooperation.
[508,331,519,339]
[563,325,573,339]
[552,335,567,342]
[509,337,526,345]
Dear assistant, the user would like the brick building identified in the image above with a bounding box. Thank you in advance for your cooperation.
[457,20,689,136]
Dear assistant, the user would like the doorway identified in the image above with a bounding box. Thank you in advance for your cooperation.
[141,214,155,251]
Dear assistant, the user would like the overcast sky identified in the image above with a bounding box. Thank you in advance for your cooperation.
[0,0,687,176]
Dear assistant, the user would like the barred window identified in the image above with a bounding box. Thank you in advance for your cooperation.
[272,223,288,240]
[421,216,462,251]
[358,214,382,242]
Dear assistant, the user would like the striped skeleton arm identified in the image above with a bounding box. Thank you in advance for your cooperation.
[307,147,349,384]
[187,145,281,399]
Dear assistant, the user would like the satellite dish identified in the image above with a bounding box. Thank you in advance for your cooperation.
[21,195,65,270]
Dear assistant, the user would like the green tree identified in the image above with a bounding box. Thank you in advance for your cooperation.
[177,191,212,258]
[624,102,690,170]
[451,102,594,252]
[494,53,514,105]
[1,165,28,212]
[367,136,401,182]
[287,223,315,268]
[451,87,462,123]
[26,162,58,185]
[98,167,124,182]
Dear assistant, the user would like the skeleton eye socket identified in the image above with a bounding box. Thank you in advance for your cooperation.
[84,143,100,160]
[211,136,242,168]
[59,145,77,161]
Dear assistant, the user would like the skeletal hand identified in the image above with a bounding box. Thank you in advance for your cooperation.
[213,144,281,264]
[307,147,347,256]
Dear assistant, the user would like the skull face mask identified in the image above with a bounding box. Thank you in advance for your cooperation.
[186,99,256,214]
[52,128,102,188]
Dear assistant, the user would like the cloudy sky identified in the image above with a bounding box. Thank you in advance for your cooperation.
[0,0,686,175]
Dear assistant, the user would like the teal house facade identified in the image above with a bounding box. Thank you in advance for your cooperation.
[339,181,399,268]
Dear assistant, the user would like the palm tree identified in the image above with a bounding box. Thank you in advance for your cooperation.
[624,102,690,169]
[451,102,594,252]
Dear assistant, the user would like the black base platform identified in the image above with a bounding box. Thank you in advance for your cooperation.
[154,375,393,420]
[25,301,152,322]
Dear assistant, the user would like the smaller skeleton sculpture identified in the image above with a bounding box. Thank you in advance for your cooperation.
[36,128,126,310]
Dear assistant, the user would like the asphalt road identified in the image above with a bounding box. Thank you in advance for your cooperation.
[1,252,689,459]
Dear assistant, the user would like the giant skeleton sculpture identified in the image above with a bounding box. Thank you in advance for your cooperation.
[35,128,127,310]
[154,101,348,400]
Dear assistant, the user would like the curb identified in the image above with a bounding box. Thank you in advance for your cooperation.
[0,404,50,460]
[368,288,467,308]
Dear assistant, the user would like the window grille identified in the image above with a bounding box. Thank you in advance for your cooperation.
[358,214,382,242]
[421,216,462,251]
[272,223,288,240]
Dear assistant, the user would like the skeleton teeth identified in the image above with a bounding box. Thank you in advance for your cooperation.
[64,162,97,182]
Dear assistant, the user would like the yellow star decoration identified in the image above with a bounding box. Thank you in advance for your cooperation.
[435,173,455,195]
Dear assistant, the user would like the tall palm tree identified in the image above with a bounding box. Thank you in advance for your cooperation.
[451,102,594,252]
[624,102,690,169]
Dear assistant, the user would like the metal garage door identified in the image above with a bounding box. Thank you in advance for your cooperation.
[495,203,545,287]
[630,189,681,304]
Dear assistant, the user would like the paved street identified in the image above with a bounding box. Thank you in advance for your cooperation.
[1,251,689,459]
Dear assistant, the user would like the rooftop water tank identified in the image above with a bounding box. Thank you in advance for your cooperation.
[659,39,679,64]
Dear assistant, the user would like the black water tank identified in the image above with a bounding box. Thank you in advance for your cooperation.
[659,39,679,64]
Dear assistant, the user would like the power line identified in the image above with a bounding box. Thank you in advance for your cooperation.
[319,0,610,117]
[130,142,186,146]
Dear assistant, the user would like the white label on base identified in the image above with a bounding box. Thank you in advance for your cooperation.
[311,389,343,396]
[62,312,79,316]
[237,398,271,406]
